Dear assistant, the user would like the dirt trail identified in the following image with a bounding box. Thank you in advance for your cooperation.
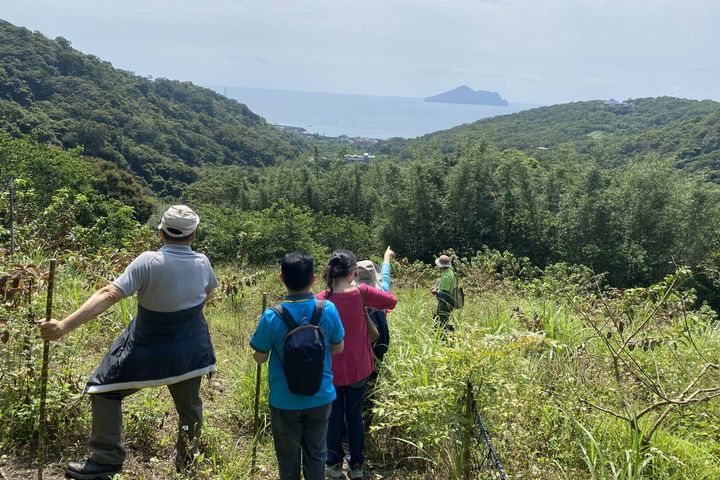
[1,452,415,479]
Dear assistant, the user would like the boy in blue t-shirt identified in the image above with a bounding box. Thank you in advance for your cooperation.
[250,251,345,480]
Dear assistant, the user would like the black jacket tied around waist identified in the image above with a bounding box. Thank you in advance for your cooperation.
[86,303,216,394]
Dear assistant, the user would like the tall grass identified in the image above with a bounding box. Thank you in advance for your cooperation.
[2,263,720,479]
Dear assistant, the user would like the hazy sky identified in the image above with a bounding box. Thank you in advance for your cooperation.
[3,0,719,104]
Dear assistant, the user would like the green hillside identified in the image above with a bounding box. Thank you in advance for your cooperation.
[617,110,720,174]
[1,18,719,291]
[3,14,720,480]
[0,20,306,197]
[377,97,720,177]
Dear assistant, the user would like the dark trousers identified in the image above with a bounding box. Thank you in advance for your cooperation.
[269,403,332,480]
[327,379,368,466]
[434,298,455,335]
[89,376,203,465]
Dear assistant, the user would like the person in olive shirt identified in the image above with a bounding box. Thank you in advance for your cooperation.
[431,254,456,334]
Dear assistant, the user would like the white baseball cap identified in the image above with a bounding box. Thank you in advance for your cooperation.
[435,255,452,268]
[356,260,382,289]
[158,205,199,238]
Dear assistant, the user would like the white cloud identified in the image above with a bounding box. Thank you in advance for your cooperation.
[520,74,543,83]
[585,77,616,86]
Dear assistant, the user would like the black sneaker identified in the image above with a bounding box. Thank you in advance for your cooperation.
[65,459,122,480]
[349,462,364,479]
[174,447,200,473]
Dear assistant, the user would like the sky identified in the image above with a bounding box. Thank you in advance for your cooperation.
[2,0,719,105]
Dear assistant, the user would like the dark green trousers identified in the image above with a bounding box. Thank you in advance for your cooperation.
[434,297,455,334]
[88,376,203,465]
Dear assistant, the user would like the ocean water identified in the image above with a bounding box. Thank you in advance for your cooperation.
[218,86,536,139]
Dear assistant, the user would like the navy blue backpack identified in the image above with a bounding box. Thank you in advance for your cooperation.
[358,288,391,362]
[270,300,326,396]
[368,308,390,362]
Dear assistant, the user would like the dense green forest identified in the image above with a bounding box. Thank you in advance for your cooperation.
[182,145,720,291]
[0,20,306,199]
[1,18,720,292]
[0,131,147,254]
[376,97,720,178]
[4,124,719,294]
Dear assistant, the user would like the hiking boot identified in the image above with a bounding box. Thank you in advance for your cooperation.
[65,459,122,480]
[175,454,191,474]
[326,463,344,478]
[175,448,200,474]
[349,462,363,479]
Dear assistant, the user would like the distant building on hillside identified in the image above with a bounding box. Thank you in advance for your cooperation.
[604,99,635,113]
[274,124,306,133]
[343,152,375,163]
[604,98,634,107]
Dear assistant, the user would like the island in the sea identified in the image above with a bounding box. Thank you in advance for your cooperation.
[424,85,509,106]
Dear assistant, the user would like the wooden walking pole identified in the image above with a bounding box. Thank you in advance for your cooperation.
[9,177,15,255]
[37,259,56,480]
[25,278,35,377]
[251,292,267,475]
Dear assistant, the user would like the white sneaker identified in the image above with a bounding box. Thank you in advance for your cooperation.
[327,463,344,479]
[349,463,363,479]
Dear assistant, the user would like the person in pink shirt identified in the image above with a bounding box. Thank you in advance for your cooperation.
[316,250,397,479]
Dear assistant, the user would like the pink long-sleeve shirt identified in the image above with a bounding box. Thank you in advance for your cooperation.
[317,283,397,386]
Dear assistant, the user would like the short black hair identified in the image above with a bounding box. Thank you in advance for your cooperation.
[281,251,315,292]
[160,228,195,243]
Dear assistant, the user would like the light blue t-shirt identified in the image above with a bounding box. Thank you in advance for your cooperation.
[112,244,219,312]
[250,295,344,410]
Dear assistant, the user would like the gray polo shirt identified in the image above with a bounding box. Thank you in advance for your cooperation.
[112,244,219,312]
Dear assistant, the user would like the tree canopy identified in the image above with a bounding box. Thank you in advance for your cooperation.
[376,97,720,179]
[0,19,307,197]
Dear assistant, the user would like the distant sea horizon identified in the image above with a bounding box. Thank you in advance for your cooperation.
[209,85,539,139]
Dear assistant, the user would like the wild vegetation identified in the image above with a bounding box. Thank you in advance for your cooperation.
[2,248,720,479]
[182,145,720,293]
[0,20,306,197]
[2,18,720,291]
[2,17,720,479]
[376,97,720,178]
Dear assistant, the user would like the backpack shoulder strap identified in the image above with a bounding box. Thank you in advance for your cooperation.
[357,285,367,309]
[309,299,325,326]
[270,304,298,331]
[358,285,379,314]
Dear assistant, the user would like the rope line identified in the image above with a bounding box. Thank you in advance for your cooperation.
[465,381,508,480]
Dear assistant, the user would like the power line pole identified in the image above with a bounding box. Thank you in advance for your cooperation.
[9,177,15,255]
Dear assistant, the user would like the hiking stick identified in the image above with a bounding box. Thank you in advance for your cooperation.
[251,292,267,474]
[25,278,34,377]
[9,177,15,255]
[37,259,56,480]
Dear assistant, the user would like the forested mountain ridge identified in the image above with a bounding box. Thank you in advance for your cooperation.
[377,97,720,177]
[0,19,306,196]
[1,19,719,292]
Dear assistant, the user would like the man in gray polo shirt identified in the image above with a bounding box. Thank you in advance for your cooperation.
[38,205,218,479]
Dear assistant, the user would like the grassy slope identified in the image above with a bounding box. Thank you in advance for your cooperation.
[2,264,720,479]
